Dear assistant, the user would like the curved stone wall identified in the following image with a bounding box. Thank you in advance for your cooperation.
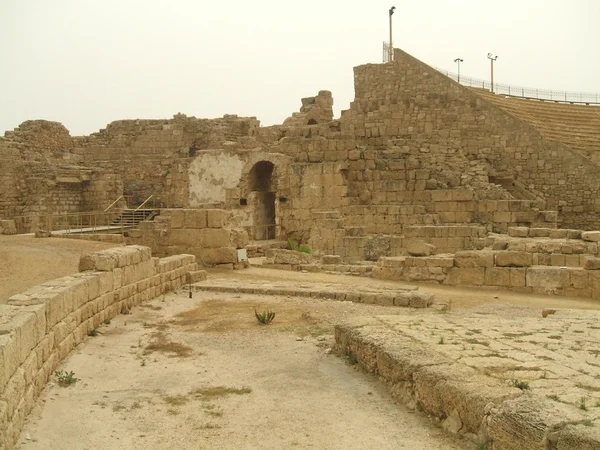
[0,245,205,450]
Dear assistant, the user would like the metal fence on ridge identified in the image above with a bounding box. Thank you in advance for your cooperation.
[435,67,600,105]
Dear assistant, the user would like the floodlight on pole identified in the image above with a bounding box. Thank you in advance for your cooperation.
[454,58,464,83]
[389,6,396,62]
[487,53,499,93]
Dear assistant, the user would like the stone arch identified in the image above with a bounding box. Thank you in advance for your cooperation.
[249,161,274,192]
[307,118,318,125]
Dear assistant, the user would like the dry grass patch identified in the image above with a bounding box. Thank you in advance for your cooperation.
[189,386,252,400]
[172,299,332,337]
[143,331,192,357]
[163,395,189,406]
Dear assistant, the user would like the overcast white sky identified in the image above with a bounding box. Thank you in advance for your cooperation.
[1,0,598,136]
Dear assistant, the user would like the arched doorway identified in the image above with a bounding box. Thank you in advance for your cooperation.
[249,161,276,240]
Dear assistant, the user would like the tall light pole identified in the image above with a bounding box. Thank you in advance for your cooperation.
[389,6,396,62]
[454,58,464,83]
[487,53,498,93]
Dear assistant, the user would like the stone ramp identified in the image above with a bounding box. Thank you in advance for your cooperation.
[192,278,434,308]
[334,307,600,449]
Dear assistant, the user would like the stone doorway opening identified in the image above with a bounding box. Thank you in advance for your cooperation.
[249,161,276,240]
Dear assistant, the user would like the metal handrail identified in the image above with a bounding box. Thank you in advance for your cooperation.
[435,67,600,105]
[11,210,125,235]
[135,195,154,211]
[104,195,124,212]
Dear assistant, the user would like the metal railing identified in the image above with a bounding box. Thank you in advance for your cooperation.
[12,211,125,235]
[435,67,600,105]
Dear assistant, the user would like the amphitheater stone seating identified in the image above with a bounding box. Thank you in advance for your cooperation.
[473,88,600,165]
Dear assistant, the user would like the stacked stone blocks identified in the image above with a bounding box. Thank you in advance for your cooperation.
[0,246,205,450]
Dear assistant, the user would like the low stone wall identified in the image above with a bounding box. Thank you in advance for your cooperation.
[335,317,600,450]
[127,208,248,267]
[374,250,600,300]
[0,245,206,450]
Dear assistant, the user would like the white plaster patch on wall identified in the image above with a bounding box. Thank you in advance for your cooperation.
[188,152,244,205]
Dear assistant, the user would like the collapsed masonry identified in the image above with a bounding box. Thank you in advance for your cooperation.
[1,48,600,297]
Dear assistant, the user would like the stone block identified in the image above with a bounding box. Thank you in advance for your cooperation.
[186,270,208,283]
[549,229,567,239]
[566,229,582,239]
[508,227,529,238]
[406,240,436,257]
[206,209,228,228]
[444,267,485,286]
[321,255,342,264]
[509,268,527,287]
[184,209,207,229]
[200,248,237,265]
[582,231,600,242]
[200,228,232,248]
[485,267,511,287]
[583,257,600,270]
[526,267,570,289]
[0,220,17,235]
[528,228,551,238]
[495,251,533,267]
[408,292,434,308]
[454,251,494,268]
[265,249,312,265]
[168,209,185,229]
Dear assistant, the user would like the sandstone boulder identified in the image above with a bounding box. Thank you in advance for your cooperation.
[406,240,436,257]
[582,231,600,242]
[265,249,312,265]
[495,251,533,267]
[0,220,17,235]
[454,250,494,268]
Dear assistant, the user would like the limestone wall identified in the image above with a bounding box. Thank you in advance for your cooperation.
[0,246,205,450]
[127,209,248,267]
[342,49,600,229]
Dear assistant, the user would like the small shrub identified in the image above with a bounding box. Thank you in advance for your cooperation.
[579,397,588,411]
[88,328,99,337]
[55,370,79,387]
[511,379,530,390]
[288,239,299,251]
[438,337,445,345]
[298,244,311,254]
[255,309,275,325]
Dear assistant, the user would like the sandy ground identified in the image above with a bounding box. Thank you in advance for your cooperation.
[0,235,120,302]
[17,290,472,450]
[4,235,600,449]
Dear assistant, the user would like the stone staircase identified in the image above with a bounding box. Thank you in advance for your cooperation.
[110,209,158,228]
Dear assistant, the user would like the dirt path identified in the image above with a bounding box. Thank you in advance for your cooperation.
[17,290,471,450]
[0,235,120,303]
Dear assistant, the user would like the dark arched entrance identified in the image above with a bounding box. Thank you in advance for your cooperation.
[249,161,276,240]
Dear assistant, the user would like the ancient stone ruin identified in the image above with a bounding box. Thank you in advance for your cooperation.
[2,48,600,449]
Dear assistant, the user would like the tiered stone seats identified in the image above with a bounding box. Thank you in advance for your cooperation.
[473,88,600,164]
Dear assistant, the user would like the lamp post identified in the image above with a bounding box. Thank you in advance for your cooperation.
[487,53,498,93]
[389,6,396,62]
[454,58,464,83]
